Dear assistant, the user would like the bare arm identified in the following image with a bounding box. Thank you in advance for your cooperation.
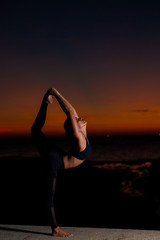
[51,88,81,137]
[51,88,79,117]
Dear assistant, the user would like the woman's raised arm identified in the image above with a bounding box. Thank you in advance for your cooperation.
[51,88,79,118]
[50,88,81,138]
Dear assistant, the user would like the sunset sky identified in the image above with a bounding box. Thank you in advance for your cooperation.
[1,1,160,137]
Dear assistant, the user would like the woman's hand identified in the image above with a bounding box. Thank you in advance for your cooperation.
[51,88,59,96]
[43,88,55,104]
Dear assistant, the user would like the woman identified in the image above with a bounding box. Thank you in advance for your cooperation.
[31,88,91,237]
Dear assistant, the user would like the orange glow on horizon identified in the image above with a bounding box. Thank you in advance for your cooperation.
[1,69,160,137]
[1,116,160,138]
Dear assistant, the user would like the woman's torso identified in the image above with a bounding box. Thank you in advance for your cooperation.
[63,135,91,169]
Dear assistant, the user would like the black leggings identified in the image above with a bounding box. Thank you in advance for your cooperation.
[31,129,64,229]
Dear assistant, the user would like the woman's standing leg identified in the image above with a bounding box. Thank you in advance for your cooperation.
[46,176,58,230]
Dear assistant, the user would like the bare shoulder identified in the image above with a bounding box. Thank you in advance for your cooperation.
[63,133,87,169]
[74,133,86,151]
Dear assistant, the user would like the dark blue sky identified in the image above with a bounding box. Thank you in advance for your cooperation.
[1,1,160,136]
[1,1,160,55]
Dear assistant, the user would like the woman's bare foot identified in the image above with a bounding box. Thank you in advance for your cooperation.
[52,226,73,237]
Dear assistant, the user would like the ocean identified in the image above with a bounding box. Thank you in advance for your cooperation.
[1,135,160,230]
[0,134,160,162]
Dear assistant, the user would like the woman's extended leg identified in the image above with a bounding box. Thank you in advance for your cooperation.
[31,99,49,157]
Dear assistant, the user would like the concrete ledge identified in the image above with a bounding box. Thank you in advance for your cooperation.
[0,224,160,240]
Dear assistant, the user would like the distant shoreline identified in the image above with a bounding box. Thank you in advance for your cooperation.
[0,155,160,229]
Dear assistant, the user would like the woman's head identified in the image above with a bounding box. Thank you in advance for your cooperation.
[64,117,87,139]
[75,117,87,129]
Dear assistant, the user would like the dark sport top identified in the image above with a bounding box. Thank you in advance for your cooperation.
[72,138,92,160]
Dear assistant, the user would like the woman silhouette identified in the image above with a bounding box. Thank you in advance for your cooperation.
[31,88,91,237]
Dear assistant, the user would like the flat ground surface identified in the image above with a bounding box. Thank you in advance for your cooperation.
[0,225,160,240]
